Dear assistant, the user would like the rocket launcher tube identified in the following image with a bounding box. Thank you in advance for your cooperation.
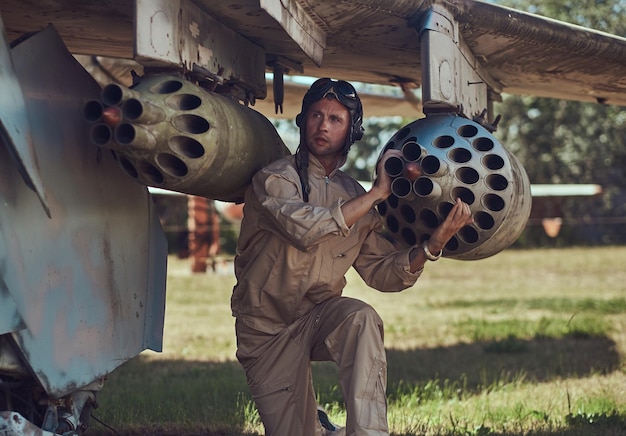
[413,177,442,199]
[101,83,141,106]
[391,177,414,199]
[384,155,404,177]
[89,123,113,147]
[420,155,449,177]
[114,123,157,149]
[83,100,103,122]
[122,98,166,124]
[84,74,291,202]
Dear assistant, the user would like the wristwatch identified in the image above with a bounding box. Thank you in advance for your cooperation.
[422,240,442,261]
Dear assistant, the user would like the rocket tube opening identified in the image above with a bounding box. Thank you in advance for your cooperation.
[474,211,495,230]
[400,204,416,223]
[433,135,454,149]
[483,193,505,211]
[401,141,422,161]
[173,114,210,134]
[101,83,141,106]
[387,194,399,209]
[151,79,184,94]
[419,208,439,228]
[102,84,123,106]
[137,161,164,184]
[391,177,412,198]
[421,155,447,176]
[122,98,143,120]
[119,157,138,178]
[114,123,157,148]
[83,100,103,122]
[384,156,404,177]
[114,123,136,144]
[401,228,417,245]
[90,124,112,146]
[458,124,478,138]
[458,225,479,244]
[456,167,480,184]
[386,215,399,233]
[445,236,460,251]
[169,136,205,158]
[486,174,509,191]
[156,153,188,177]
[437,201,455,217]
[414,177,442,199]
[377,201,387,216]
[483,154,505,170]
[167,94,202,110]
[473,137,494,152]
[122,99,166,124]
[449,147,472,163]
[414,177,434,196]
[452,186,475,205]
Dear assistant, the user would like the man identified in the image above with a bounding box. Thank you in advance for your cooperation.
[231,78,472,435]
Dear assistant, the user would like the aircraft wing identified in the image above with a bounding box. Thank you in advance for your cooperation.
[1,0,625,113]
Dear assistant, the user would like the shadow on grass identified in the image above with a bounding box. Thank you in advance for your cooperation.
[386,334,620,392]
[88,334,621,436]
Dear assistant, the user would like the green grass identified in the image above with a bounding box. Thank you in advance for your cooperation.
[89,247,626,435]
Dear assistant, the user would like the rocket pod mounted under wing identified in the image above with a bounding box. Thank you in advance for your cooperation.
[83,74,291,203]
[377,114,531,260]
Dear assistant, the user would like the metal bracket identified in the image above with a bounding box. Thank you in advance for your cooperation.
[411,5,499,119]
[134,0,267,100]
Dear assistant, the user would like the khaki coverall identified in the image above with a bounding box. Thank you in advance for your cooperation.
[232,154,422,435]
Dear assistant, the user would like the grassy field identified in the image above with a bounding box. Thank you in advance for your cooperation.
[89,247,626,435]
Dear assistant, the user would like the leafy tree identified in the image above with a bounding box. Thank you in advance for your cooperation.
[493,0,626,245]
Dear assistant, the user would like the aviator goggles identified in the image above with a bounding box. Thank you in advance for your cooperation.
[307,78,359,110]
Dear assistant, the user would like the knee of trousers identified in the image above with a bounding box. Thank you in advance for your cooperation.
[351,302,385,338]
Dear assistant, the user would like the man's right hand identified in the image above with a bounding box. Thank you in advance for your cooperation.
[371,149,402,201]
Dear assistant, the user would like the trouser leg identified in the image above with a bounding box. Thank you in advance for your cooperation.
[311,297,389,436]
[235,320,323,436]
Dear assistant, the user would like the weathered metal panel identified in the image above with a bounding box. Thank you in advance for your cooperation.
[0,287,24,335]
[135,0,267,97]
[259,0,326,66]
[0,0,134,59]
[2,0,626,106]
[0,25,167,397]
[418,7,483,115]
[0,15,50,217]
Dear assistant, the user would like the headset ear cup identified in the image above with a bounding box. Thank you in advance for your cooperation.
[355,123,364,141]
[296,113,303,127]
[353,116,364,141]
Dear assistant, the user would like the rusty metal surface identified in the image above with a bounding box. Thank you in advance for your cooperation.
[0,25,167,397]
[1,0,625,106]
